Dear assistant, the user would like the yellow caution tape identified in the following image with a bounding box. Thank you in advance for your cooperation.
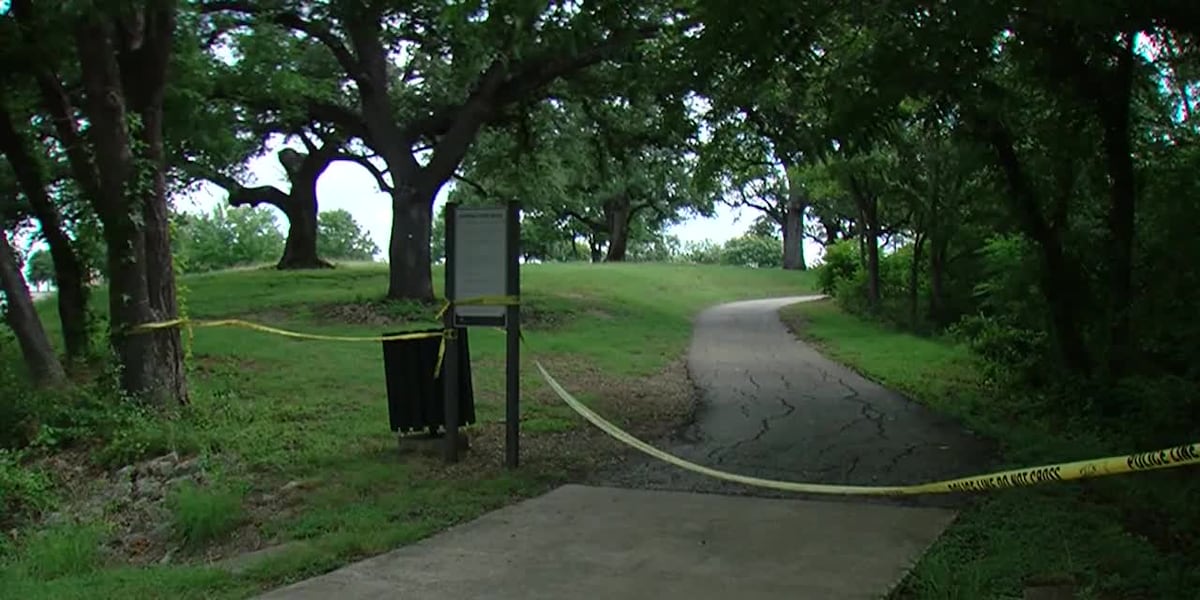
[128,298,1200,496]
[533,360,1200,495]
[133,318,445,343]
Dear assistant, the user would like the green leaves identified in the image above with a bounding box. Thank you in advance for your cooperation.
[173,205,284,273]
[317,209,378,261]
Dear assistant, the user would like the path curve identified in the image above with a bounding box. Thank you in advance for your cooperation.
[604,296,993,506]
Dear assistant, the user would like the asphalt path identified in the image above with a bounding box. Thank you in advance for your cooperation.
[601,296,994,507]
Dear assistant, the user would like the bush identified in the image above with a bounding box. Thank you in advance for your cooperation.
[951,314,1050,388]
[680,240,723,264]
[169,482,245,547]
[0,451,55,528]
[721,235,782,268]
[816,239,860,294]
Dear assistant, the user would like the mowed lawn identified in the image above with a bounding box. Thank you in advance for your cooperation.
[3,262,816,599]
[780,300,1200,600]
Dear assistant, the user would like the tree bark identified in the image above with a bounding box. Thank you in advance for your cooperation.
[603,194,631,262]
[387,179,437,301]
[1097,41,1136,379]
[818,213,843,246]
[928,236,948,325]
[72,6,187,405]
[222,148,337,270]
[782,165,807,270]
[980,117,1091,375]
[864,212,881,309]
[0,101,90,360]
[909,233,925,328]
[135,70,188,407]
[0,233,66,386]
[850,175,881,309]
[782,201,805,270]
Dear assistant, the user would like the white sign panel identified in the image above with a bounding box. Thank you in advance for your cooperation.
[453,207,508,322]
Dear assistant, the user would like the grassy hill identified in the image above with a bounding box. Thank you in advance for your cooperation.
[4,262,816,599]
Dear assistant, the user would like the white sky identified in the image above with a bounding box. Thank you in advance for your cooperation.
[180,147,827,264]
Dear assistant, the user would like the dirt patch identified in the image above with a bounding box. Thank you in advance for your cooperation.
[313,300,436,328]
[431,358,696,482]
[25,450,293,567]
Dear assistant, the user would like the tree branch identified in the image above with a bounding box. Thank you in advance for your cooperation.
[404,25,660,142]
[451,172,492,198]
[561,208,603,231]
[335,153,393,194]
[200,1,364,86]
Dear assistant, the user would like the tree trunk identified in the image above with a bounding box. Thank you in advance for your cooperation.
[909,233,925,328]
[278,200,328,269]
[276,148,335,270]
[589,237,604,263]
[604,194,631,262]
[820,214,842,246]
[136,92,188,406]
[0,102,91,359]
[928,237,948,325]
[74,6,188,406]
[387,181,436,301]
[782,201,805,270]
[981,117,1091,375]
[43,225,91,361]
[0,233,66,386]
[1098,65,1136,380]
[782,164,807,270]
[865,224,880,309]
[861,198,881,309]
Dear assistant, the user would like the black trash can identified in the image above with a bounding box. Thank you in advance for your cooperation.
[381,328,475,434]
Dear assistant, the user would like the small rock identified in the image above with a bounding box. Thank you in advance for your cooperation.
[121,533,151,550]
[116,465,134,480]
[279,480,301,493]
[44,511,68,527]
[175,457,201,474]
[145,452,180,478]
[166,475,198,492]
[111,477,135,500]
[134,476,162,498]
[159,545,178,564]
[150,522,173,540]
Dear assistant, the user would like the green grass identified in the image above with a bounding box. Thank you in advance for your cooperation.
[780,300,1200,600]
[15,524,106,580]
[170,483,246,548]
[5,262,816,599]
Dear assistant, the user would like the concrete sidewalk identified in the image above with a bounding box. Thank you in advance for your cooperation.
[258,484,956,600]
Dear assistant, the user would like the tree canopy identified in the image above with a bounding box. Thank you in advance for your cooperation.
[0,0,1195,438]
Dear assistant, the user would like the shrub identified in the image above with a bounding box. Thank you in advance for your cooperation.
[680,240,723,264]
[721,235,782,268]
[951,314,1050,388]
[816,239,860,294]
[0,451,55,528]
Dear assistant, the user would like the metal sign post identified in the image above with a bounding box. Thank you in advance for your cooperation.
[504,201,521,469]
[444,201,521,468]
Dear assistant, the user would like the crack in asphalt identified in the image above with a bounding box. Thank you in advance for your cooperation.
[600,297,993,505]
[708,378,799,466]
[844,455,861,478]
